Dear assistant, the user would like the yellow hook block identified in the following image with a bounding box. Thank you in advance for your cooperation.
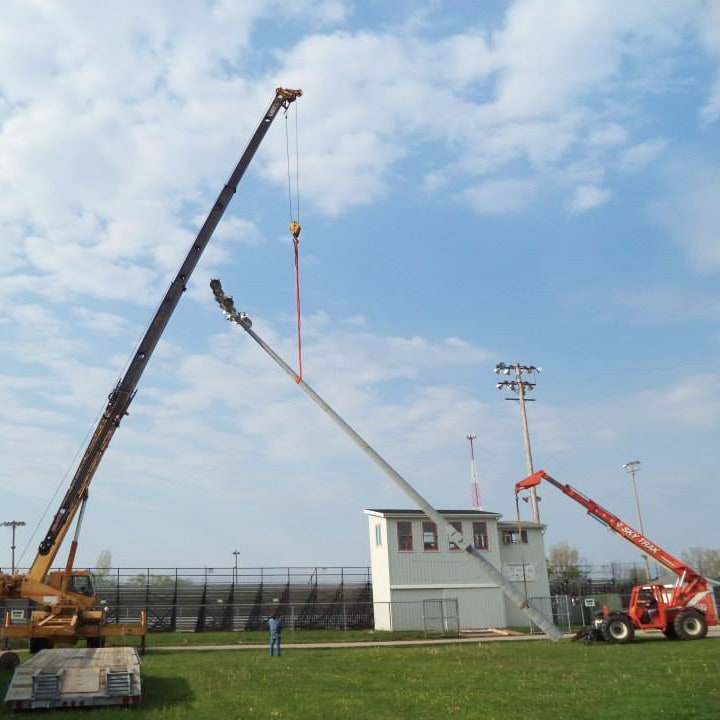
[289,220,301,239]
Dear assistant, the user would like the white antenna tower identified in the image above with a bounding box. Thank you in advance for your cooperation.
[466,433,482,509]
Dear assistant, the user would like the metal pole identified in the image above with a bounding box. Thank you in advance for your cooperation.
[212,288,562,640]
[233,549,240,583]
[1,521,26,574]
[495,363,541,522]
[623,461,651,579]
[515,377,540,522]
[11,525,17,575]
[466,433,481,509]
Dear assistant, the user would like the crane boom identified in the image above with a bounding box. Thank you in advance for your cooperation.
[27,87,302,582]
[515,470,698,580]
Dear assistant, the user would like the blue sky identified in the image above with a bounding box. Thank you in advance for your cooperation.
[1,0,719,573]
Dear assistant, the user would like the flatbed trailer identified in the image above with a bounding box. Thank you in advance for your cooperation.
[4,647,141,712]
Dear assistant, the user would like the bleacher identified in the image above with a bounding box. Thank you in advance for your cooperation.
[93,567,373,633]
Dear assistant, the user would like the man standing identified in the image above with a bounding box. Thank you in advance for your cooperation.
[268,612,282,657]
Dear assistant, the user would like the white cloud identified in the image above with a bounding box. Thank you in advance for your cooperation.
[432,31,495,87]
[568,184,611,213]
[696,0,720,124]
[577,286,720,325]
[648,158,720,272]
[261,2,710,219]
[463,178,536,215]
[634,374,720,428]
[700,73,720,125]
[588,123,629,146]
[422,171,448,193]
[618,138,668,173]
[490,1,625,119]
[0,1,715,309]
[72,308,130,336]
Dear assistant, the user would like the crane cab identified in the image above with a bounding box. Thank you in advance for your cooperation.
[627,584,670,630]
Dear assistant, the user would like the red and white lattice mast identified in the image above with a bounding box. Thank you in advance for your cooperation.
[466,433,482,509]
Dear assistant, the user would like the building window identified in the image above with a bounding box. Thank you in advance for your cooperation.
[473,521,489,550]
[449,521,463,552]
[503,528,528,545]
[422,521,438,551]
[374,524,382,547]
[397,521,413,552]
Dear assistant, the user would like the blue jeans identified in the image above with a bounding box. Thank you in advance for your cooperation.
[270,635,281,656]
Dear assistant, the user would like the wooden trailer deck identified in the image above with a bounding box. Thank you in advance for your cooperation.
[3,647,141,711]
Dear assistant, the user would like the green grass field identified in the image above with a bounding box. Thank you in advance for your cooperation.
[2,635,718,719]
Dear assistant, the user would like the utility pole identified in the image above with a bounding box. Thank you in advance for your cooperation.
[1,520,26,574]
[623,460,651,579]
[495,362,542,522]
[466,433,482,509]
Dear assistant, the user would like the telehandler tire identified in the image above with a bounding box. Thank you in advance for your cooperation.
[601,615,635,644]
[673,609,707,640]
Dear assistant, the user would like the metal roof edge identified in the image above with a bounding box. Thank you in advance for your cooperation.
[364,508,502,518]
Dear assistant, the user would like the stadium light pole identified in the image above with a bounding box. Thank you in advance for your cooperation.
[1,520,26,574]
[623,460,651,579]
[232,549,241,583]
[494,363,542,523]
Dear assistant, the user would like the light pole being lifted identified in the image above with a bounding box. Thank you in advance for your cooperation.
[495,362,542,522]
[466,433,482,509]
[209,279,563,640]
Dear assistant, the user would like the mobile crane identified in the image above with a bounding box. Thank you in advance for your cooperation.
[0,87,302,655]
[516,470,719,643]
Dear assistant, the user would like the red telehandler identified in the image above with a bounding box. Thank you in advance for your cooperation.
[516,470,719,644]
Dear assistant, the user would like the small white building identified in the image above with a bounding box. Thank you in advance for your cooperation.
[364,508,549,631]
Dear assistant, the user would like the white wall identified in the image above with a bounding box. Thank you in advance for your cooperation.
[497,523,551,628]
[366,510,546,631]
[366,513,392,630]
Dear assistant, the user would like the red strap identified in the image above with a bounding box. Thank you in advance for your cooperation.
[293,235,303,383]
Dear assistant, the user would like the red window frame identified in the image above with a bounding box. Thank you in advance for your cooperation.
[397,521,414,552]
[422,521,438,552]
[473,521,489,550]
[449,521,462,552]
